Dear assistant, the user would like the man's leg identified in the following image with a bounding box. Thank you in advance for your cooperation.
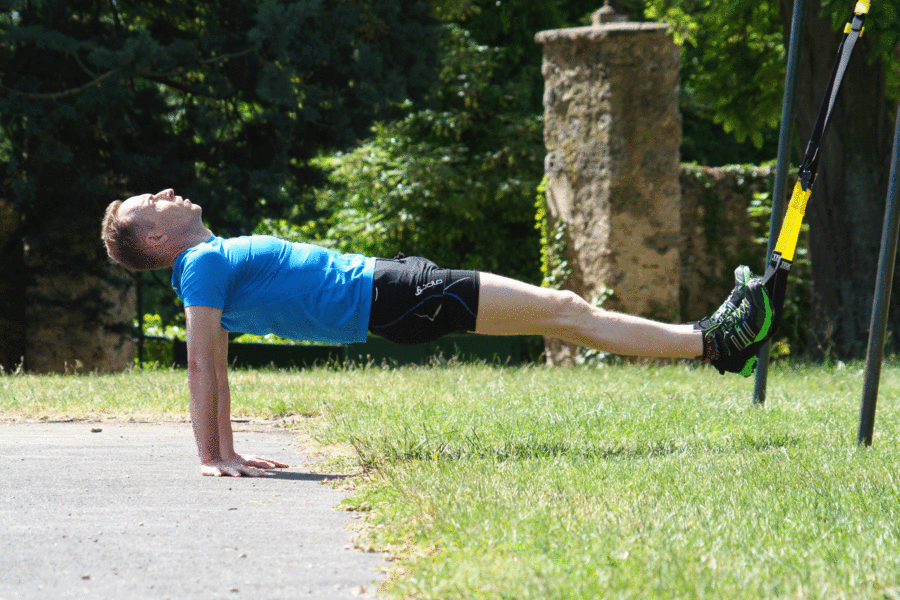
[474,273,702,359]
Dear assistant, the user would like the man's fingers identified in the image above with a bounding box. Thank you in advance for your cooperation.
[228,463,268,477]
[241,455,289,469]
[250,459,288,469]
[239,466,270,477]
[201,458,282,477]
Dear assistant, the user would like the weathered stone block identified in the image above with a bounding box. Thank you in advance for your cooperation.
[537,21,682,365]
[23,226,135,374]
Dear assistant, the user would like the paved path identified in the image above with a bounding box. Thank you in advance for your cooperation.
[0,422,385,600]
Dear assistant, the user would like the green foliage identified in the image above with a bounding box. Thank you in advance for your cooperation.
[821,0,900,92]
[231,333,303,345]
[534,177,571,290]
[680,102,780,166]
[0,0,441,250]
[450,0,605,113]
[266,1,611,282]
[139,313,186,341]
[644,0,899,151]
[135,313,183,369]
[534,177,552,284]
[137,311,319,347]
[645,0,785,148]
[286,24,544,282]
[428,0,481,21]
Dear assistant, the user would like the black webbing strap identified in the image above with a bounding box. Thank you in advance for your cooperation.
[798,3,869,190]
[761,1,870,334]
[762,251,792,334]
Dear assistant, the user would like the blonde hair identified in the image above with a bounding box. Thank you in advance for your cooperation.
[101,200,169,271]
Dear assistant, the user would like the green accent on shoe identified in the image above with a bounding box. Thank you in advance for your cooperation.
[752,286,774,344]
[738,355,758,377]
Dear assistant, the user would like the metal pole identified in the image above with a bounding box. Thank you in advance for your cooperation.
[754,0,807,404]
[858,104,900,446]
[136,271,144,369]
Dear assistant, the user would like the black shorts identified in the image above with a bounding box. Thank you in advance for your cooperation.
[368,255,480,345]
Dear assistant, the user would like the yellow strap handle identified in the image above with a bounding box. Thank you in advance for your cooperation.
[774,182,812,262]
[846,1,870,33]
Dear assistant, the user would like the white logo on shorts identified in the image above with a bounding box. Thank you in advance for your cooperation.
[415,279,443,296]
[416,305,442,321]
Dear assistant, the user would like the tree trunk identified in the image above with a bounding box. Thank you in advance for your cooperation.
[780,0,894,359]
[0,200,25,372]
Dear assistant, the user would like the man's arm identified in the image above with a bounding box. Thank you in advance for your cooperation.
[185,305,224,466]
[185,306,288,476]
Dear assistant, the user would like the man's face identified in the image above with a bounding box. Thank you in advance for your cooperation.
[118,189,202,232]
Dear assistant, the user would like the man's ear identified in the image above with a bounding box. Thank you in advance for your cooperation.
[144,231,168,248]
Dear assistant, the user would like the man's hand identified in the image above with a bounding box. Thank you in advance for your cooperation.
[201,454,289,477]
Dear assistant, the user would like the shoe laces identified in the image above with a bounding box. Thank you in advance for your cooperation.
[718,282,769,352]
[711,266,752,322]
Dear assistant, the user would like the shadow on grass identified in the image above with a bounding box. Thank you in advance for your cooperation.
[266,471,351,482]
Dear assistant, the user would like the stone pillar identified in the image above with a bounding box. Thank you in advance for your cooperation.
[536,18,682,365]
[23,227,135,374]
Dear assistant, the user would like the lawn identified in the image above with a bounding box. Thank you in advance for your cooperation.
[2,360,900,599]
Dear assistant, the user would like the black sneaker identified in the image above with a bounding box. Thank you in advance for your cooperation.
[695,265,753,332]
[700,279,774,376]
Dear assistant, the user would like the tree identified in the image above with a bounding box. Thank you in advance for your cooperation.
[646,0,899,358]
[0,0,440,371]
[287,25,545,283]
[782,0,898,358]
[282,0,606,284]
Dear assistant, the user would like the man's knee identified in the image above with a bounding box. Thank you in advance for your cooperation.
[553,289,592,318]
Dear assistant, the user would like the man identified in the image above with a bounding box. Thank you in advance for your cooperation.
[102,189,773,477]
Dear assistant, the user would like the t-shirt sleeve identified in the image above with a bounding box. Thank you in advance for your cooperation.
[179,249,231,309]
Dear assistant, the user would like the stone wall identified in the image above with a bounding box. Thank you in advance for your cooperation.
[679,165,790,322]
[24,264,135,374]
[20,220,135,374]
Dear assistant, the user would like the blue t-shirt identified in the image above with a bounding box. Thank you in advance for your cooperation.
[171,235,376,343]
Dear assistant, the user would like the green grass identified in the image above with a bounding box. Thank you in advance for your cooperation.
[2,361,900,598]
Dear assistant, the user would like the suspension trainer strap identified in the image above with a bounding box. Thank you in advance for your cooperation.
[763,0,871,332]
[798,0,870,190]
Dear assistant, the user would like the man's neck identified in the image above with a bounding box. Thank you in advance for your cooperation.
[164,226,214,267]
[185,227,214,248]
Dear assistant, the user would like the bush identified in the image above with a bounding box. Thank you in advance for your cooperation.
[257,25,543,284]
